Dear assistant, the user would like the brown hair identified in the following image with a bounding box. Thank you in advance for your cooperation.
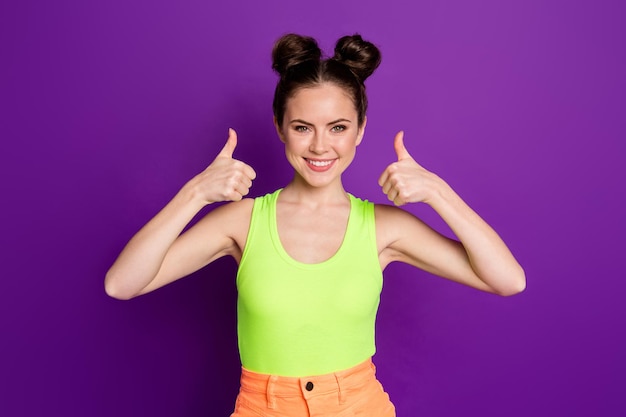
[272,34,381,127]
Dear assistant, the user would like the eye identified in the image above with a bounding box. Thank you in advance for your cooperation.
[331,125,347,133]
[294,125,310,133]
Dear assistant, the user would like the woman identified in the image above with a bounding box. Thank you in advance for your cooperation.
[105,33,525,416]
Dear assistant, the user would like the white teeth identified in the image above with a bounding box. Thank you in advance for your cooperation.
[307,159,333,167]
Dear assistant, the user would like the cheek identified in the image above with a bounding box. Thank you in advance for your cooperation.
[340,135,360,152]
[283,138,307,155]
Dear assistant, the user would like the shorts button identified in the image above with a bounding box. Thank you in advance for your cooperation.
[305,381,314,391]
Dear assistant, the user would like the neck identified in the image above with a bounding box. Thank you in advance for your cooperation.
[281,175,349,206]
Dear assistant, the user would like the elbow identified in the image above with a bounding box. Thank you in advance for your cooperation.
[495,266,526,297]
[104,270,137,301]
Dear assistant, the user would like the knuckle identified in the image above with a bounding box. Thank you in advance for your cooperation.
[225,190,241,201]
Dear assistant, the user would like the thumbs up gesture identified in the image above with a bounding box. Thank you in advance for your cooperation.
[190,128,257,205]
[378,131,436,206]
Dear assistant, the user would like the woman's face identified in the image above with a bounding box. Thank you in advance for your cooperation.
[275,83,366,189]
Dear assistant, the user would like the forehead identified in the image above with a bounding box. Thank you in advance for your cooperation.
[285,83,356,121]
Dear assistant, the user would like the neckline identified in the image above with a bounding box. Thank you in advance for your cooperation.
[270,189,354,269]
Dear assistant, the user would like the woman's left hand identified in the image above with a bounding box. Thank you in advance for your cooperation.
[377,131,526,295]
[378,131,440,206]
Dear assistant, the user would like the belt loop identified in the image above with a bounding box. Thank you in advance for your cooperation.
[266,375,277,409]
[334,373,346,405]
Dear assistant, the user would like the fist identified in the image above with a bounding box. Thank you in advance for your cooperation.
[378,131,436,206]
[192,128,257,204]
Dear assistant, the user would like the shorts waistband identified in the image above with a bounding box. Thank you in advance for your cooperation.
[239,358,376,400]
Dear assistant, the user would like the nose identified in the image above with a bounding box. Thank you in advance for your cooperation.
[309,132,329,154]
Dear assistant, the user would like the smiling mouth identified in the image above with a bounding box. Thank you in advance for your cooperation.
[305,158,336,172]
[306,159,334,167]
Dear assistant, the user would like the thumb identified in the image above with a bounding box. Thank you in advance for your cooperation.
[218,128,237,158]
[393,131,411,161]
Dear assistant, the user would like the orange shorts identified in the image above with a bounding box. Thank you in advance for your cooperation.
[230,358,395,417]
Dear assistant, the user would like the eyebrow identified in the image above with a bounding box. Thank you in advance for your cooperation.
[289,118,352,126]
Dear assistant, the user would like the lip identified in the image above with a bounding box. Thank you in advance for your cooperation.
[304,158,337,172]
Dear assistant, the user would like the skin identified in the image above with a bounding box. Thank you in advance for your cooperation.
[375,133,525,293]
[272,85,366,264]
[105,82,525,300]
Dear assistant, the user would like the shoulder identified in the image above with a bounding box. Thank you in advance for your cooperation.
[222,197,256,215]
[202,196,255,216]
[374,203,430,249]
[187,198,255,260]
[211,190,281,244]
[374,203,417,227]
[192,198,255,239]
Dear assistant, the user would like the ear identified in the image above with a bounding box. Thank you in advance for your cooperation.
[273,116,286,143]
[356,116,367,146]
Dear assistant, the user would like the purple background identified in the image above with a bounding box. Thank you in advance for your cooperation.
[2,0,624,416]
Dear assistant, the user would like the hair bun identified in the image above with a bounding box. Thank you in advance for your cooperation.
[332,34,381,82]
[272,34,322,76]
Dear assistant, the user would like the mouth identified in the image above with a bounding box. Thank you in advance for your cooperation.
[305,158,336,172]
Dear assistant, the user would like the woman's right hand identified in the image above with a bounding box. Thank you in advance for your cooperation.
[105,128,256,299]
[188,128,257,205]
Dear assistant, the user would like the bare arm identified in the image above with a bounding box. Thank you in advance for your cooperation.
[377,132,525,296]
[105,129,256,300]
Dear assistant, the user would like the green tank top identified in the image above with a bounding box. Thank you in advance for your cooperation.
[236,189,383,377]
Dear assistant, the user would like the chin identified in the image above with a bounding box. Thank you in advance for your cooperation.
[293,171,337,188]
